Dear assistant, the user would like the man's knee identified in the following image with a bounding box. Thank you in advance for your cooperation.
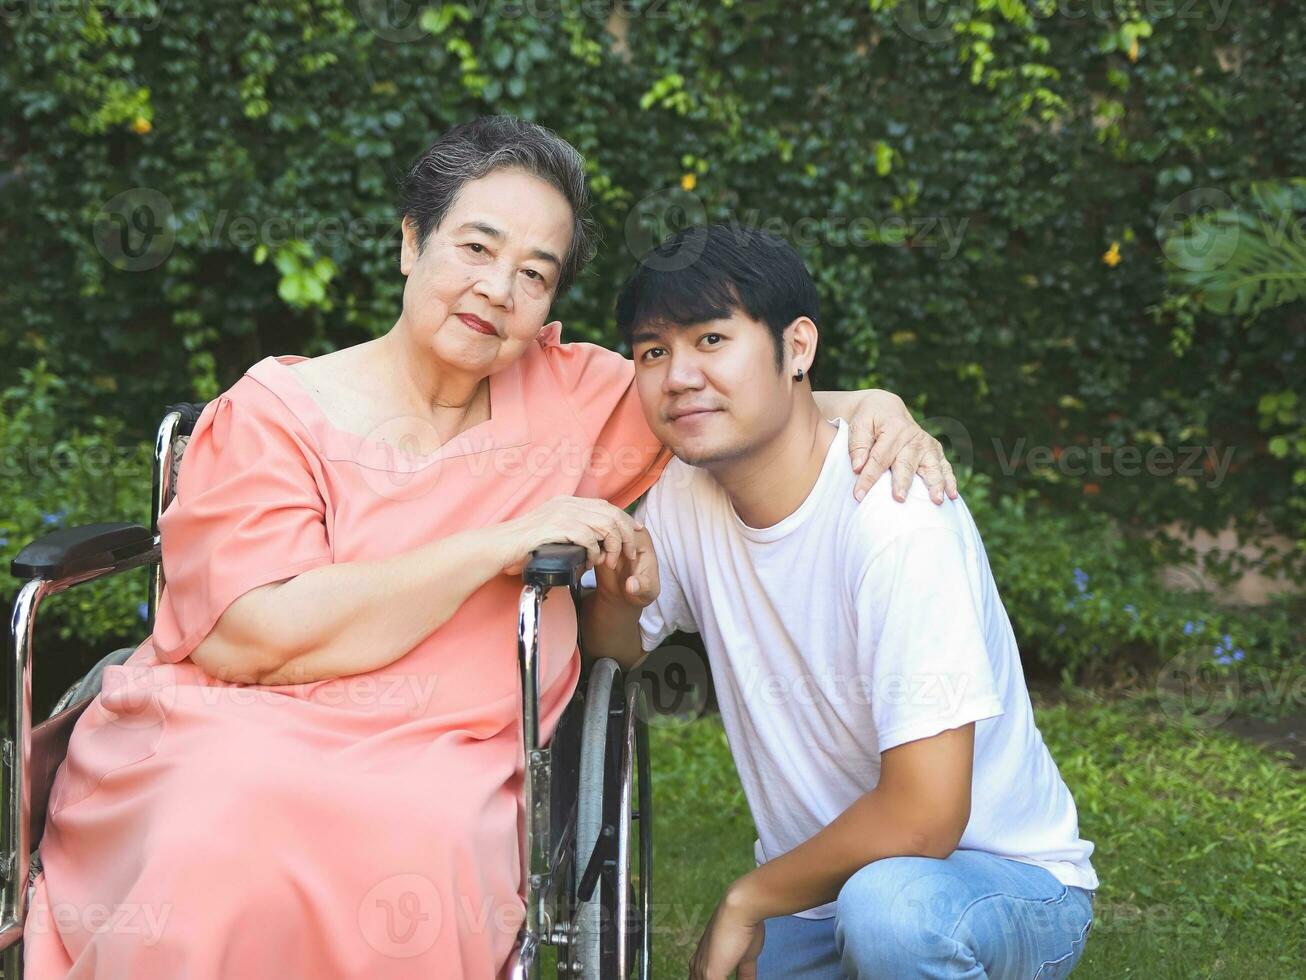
[835,857,974,976]
[836,856,945,919]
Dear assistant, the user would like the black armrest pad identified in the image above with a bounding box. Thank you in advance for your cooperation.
[11,523,154,580]
[165,401,209,437]
[524,544,588,589]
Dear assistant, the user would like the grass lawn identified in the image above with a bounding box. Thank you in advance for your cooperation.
[648,690,1306,978]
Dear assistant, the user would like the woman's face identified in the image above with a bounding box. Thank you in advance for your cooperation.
[398,167,574,379]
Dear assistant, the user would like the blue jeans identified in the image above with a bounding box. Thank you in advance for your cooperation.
[756,850,1094,979]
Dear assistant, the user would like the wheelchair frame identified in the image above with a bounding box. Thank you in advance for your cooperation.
[2,404,652,979]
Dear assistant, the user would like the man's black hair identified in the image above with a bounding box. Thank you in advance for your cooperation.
[615,223,820,372]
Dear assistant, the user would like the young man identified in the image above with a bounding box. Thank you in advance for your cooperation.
[583,225,1097,979]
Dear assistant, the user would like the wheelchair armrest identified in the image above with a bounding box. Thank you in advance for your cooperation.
[165,400,208,437]
[524,544,588,590]
[11,522,155,581]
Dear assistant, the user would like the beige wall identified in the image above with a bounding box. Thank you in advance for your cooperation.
[1157,520,1303,605]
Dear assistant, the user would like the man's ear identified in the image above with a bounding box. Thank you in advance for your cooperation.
[399,215,420,276]
[786,316,819,375]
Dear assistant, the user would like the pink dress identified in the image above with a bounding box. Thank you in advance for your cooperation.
[23,326,669,979]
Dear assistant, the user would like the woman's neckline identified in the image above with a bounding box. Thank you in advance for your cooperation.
[249,353,530,471]
[282,353,494,451]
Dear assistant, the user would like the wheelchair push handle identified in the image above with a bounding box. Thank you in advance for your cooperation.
[522,543,588,590]
[164,401,209,436]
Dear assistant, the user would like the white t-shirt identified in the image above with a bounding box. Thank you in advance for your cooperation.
[635,419,1098,918]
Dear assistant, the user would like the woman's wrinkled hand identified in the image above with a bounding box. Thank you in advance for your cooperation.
[495,496,644,576]
[844,390,958,504]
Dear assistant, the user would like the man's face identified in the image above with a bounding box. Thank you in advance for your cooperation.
[631,311,791,469]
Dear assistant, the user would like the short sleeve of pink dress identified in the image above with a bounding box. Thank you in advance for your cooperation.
[150,382,335,665]
[533,321,671,508]
[24,330,671,980]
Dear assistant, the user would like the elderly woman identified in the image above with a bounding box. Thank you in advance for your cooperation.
[23,116,954,978]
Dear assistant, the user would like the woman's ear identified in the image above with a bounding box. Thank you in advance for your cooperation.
[399,215,419,276]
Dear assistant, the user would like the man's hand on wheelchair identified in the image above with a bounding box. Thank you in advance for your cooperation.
[690,882,766,980]
[591,526,659,607]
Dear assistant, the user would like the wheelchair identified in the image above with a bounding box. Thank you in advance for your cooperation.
[1,402,652,979]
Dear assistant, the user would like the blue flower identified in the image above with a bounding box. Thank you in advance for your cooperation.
[1124,604,1138,618]
[1072,568,1089,593]
[1215,654,1233,666]
[1233,649,1245,662]
[1222,634,1232,648]
[137,601,149,621]
[0,537,7,549]
[1183,620,1195,635]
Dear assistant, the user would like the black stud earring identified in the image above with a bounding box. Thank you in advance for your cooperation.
[794,368,805,382]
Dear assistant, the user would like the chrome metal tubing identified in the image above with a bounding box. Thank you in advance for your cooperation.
[0,580,48,952]
[1,544,161,958]
[615,684,641,979]
[508,931,539,980]
[634,689,653,980]
[516,584,553,962]
[147,410,182,627]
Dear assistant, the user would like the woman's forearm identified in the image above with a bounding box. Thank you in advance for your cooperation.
[812,390,855,419]
[194,525,511,685]
[813,389,905,421]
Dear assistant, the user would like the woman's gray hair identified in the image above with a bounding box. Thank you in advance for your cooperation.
[398,116,599,295]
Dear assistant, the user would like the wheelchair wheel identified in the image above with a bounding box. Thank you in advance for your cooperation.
[573,659,618,976]
[616,678,652,980]
[571,661,651,979]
